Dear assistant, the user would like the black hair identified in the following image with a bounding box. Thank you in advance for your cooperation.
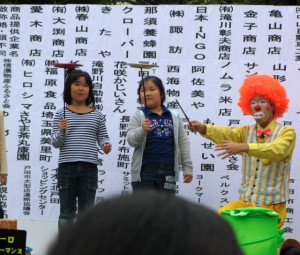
[281,248,300,255]
[137,76,166,106]
[47,191,243,255]
[63,69,95,107]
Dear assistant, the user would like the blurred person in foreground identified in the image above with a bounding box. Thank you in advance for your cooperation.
[47,191,243,255]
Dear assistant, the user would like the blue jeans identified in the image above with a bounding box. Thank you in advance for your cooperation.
[57,161,98,232]
[131,162,176,195]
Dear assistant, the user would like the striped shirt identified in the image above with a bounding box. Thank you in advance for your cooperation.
[240,123,290,205]
[51,108,110,165]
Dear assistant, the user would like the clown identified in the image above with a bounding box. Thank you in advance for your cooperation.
[188,74,296,228]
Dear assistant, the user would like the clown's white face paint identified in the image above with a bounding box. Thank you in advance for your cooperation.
[253,112,265,120]
[251,96,274,128]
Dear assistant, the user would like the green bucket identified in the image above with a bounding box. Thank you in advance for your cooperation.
[221,207,285,255]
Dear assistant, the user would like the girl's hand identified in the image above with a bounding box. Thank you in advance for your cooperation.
[0,174,7,185]
[102,143,111,154]
[183,174,193,183]
[59,119,67,131]
[142,118,151,132]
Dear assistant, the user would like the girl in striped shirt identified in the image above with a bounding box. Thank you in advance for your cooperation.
[51,69,111,232]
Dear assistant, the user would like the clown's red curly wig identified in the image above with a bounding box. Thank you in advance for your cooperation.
[237,74,289,119]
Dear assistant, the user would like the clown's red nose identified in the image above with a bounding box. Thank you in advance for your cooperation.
[254,105,261,111]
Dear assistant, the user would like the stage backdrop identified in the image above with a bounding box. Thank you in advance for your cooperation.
[0,4,299,238]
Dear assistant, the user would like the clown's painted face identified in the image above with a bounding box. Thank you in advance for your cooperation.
[251,96,274,127]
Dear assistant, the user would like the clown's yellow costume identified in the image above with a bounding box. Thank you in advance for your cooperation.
[189,74,295,228]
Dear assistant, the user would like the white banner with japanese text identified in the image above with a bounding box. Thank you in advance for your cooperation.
[0,4,299,238]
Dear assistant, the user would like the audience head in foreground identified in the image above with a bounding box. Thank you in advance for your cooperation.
[47,191,243,255]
